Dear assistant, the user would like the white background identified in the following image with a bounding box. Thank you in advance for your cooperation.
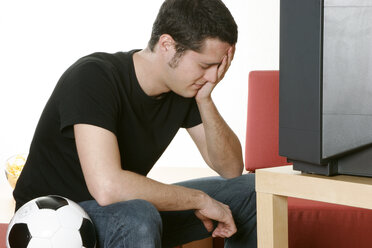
[0,0,279,169]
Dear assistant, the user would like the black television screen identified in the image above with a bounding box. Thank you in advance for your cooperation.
[279,0,372,176]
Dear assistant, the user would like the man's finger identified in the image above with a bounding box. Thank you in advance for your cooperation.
[217,45,235,82]
[217,55,228,79]
[195,210,214,232]
[227,46,234,68]
[202,219,214,232]
[230,45,236,62]
[212,226,232,238]
[212,219,237,238]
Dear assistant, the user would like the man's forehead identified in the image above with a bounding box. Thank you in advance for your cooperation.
[203,38,230,49]
[186,39,230,63]
[185,50,220,64]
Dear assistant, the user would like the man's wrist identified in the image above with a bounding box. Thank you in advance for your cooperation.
[195,95,213,105]
[193,190,210,210]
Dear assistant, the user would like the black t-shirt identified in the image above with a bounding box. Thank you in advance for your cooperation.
[13,50,202,210]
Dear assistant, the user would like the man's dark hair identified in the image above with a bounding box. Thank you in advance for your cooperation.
[148,0,238,55]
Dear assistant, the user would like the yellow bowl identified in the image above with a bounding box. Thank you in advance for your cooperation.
[4,153,27,189]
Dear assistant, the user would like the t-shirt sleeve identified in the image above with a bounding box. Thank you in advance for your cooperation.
[181,98,202,128]
[58,60,120,138]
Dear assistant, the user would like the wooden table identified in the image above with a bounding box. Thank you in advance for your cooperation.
[256,165,372,248]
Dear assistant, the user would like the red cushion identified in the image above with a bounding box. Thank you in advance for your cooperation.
[0,224,7,248]
[288,197,372,248]
[245,71,290,171]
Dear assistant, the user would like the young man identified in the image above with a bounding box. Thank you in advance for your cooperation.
[13,0,257,247]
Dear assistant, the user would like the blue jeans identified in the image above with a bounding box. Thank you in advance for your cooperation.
[79,173,257,248]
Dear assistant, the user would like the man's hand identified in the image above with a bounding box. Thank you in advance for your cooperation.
[194,195,237,238]
[195,45,235,103]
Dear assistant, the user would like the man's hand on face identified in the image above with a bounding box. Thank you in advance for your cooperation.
[195,45,235,103]
[194,195,237,238]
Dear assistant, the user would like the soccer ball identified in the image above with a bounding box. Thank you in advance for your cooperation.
[6,195,96,248]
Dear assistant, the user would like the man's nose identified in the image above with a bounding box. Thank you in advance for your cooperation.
[204,66,218,83]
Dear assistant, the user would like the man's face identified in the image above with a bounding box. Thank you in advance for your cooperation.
[164,38,232,98]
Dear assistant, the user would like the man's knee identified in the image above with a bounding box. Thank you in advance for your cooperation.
[101,199,162,247]
[224,174,256,221]
[226,174,256,201]
[133,199,162,232]
[229,173,255,191]
[117,199,162,234]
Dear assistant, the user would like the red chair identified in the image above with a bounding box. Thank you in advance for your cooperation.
[246,70,372,248]
[0,224,7,248]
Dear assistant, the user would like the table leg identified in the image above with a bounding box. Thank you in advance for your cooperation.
[257,192,288,248]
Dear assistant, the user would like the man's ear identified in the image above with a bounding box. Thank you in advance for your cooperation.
[158,34,176,54]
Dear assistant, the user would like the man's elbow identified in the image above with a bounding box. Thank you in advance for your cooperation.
[94,193,114,207]
[221,167,243,179]
[215,161,244,179]
[88,181,119,207]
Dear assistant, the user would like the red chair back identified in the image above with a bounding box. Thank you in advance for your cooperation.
[245,71,291,172]
[0,224,8,248]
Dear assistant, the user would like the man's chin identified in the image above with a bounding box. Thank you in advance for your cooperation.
[175,89,197,98]
[183,93,197,99]
[186,90,199,98]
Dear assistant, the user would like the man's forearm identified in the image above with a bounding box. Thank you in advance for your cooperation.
[196,97,244,178]
[102,169,237,238]
[98,169,207,211]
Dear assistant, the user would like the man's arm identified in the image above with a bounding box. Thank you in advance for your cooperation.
[74,123,236,238]
[188,45,244,178]
[187,108,243,179]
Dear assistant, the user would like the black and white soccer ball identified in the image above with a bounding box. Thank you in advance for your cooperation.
[6,195,96,248]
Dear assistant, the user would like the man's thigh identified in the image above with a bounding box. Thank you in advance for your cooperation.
[174,173,256,216]
[161,174,256,247]
[79,199,162,248]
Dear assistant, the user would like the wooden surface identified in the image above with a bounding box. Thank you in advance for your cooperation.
[256,165,372,248]
[257,192,288,248]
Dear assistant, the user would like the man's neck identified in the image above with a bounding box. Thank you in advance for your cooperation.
[132,49,170,97]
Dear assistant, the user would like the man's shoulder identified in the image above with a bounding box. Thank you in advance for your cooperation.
[74,52,120,70]
[62,51,126,79]
[80,50,139,65]
[74,50,141,75]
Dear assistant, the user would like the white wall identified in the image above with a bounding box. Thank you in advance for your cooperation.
[0,0,279,168]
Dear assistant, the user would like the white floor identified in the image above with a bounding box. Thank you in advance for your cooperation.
[0,166,220,223]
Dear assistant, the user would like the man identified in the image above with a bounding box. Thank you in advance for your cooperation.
[14,0,257,247]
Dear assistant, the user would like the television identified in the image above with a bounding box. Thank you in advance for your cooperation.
[279,0,372,177]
